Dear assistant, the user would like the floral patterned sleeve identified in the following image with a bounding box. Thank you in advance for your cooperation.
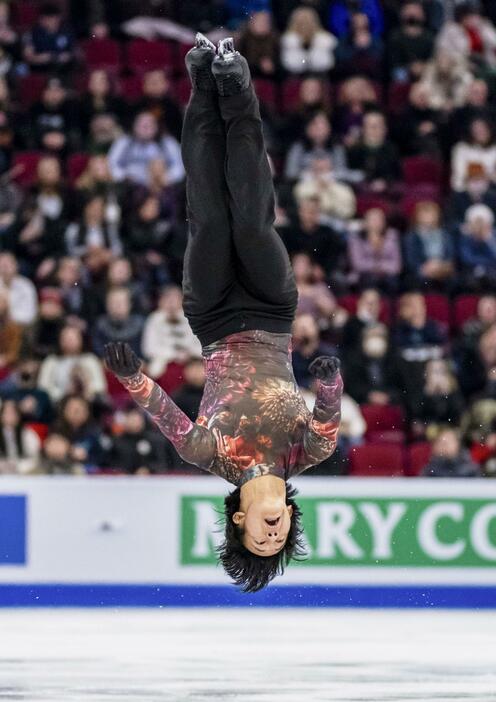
[289,372,343,476]
[119,371,217,471]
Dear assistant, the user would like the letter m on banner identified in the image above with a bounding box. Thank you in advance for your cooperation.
[0,496,27,565]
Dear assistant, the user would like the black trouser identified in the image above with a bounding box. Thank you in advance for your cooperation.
[181,84,298,347]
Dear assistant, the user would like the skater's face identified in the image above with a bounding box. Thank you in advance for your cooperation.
[233,502,294,557]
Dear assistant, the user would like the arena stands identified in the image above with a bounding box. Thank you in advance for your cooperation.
[1,0,496,478]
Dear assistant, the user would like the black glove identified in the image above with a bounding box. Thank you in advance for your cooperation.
[104,342,142,378]
[309,355,341,382]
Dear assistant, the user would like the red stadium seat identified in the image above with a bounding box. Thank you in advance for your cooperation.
[387,81,411,115]
[253,78,277,112]
[81,38,122,73]
[349,443,405,477]
[424,293,451,326]
[175,42,194,75]
[281,78,303,112]
[338,294,392,324]
[370,81,384,105]
[394,293,450,327]
[177,42,193,64]
[400,188,441,219]
[174,76,191,106]
[18,74,47,108]
[126,39,174,74]
[453,295,480,330]
[12,0,39,32]
[119,74,143,102]
[355,195,394,217]
[407,442,432,476]
[12,151,42,187]
[402,156,443,188]
[105,370,131,407]
[360,404,406,444]
[67,153,90,185]
[157,361,185,395]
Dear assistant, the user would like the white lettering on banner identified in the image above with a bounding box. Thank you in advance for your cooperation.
[191,501,223,558]
[417,503,465,560]
[317,503,363,559]
[359,502,407,560]
[470,504,496,561]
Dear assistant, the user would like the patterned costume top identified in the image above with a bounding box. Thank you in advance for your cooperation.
[120,330,343,486]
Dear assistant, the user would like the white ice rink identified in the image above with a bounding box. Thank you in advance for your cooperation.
[0,608,495,702]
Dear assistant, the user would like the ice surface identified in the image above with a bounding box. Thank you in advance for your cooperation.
[0,608,495,702]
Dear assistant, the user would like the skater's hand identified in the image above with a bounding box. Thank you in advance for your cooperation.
[309,356,341,383]
[104,342,142,378]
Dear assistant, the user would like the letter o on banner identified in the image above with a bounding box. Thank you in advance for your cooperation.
[417,503,465,561]
[470,504,496,561]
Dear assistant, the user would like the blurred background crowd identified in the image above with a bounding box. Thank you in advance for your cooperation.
[1,0,496,478]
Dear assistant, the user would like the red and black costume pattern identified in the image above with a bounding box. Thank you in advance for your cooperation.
[120,330,343,486]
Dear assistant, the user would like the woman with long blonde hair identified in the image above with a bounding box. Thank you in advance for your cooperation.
[281,7,337,74]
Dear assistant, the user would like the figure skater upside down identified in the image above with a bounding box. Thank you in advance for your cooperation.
[104,35,343,592]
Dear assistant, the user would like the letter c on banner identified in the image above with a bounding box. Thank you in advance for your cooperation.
[417,503,465,561]
[470,504,496,561]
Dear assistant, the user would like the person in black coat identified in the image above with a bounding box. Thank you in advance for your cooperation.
[341,288,382,352]
[422,427,479,477]
[279,197,346,284]
[28,77,79,152]
[291,314,336,389]
[133,70,183,142]
[107,407,168,474]
[171,358,205,422]
[346,111,401,192]
[393,292,447,416]
[416,359,465,428]
[343,323,400,406]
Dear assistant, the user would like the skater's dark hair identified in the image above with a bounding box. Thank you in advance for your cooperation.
[218,483,306,593]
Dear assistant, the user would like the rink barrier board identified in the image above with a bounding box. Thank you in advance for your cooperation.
[1,477,496,607]
[0,584,496,608]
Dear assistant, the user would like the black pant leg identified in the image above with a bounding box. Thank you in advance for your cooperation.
[181,91,239,344]
[218,85,298,323]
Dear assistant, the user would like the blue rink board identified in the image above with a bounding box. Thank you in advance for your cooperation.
[0,585,495,608]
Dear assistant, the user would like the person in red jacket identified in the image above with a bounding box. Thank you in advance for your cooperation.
[104,35,343,592]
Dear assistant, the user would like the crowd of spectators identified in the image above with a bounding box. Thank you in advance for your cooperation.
[2,0,496,479]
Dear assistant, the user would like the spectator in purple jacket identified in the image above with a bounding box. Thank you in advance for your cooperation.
[348,207,401,292]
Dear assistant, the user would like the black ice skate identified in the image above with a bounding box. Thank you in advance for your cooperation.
[185,32,217,92]
[211,38,251,96]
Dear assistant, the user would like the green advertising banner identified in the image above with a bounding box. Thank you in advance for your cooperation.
[181,495,496,568]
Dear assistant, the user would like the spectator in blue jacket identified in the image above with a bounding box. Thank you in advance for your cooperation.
[459,204,496,290]
[335,11,384,79]
[22,3,75,73]
[226,0,272,28]
[403,201,455,290]
[329,0,384,38]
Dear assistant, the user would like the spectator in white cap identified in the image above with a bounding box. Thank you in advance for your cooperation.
[459,203,496,289]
